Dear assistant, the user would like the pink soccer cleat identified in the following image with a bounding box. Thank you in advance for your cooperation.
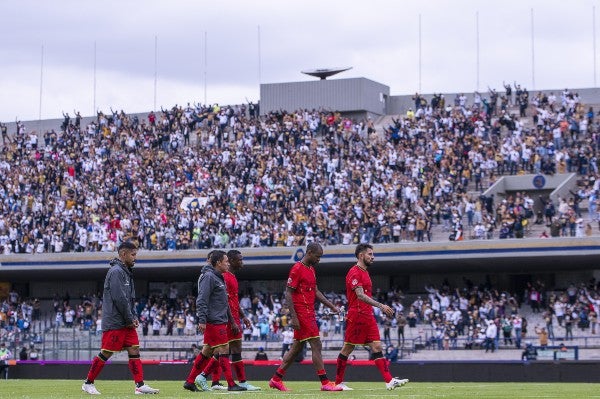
[321,382,343,391]
[269,378,290,391]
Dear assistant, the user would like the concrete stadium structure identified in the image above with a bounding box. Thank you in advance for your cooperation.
[2,238,599,301]
[2,77,600,382]
[260,74,600,120]
[2,75,599,314]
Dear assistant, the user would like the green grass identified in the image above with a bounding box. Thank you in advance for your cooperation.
[0,380,598,398]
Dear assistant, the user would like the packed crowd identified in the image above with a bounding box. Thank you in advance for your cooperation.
[0,291,106,348]
[0,289,44,343]
[412,277,600,352]
[0,84,599,254]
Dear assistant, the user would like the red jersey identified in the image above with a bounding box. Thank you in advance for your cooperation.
[223,271,241,321]
[346,264,373,318]
[287,261,316,316]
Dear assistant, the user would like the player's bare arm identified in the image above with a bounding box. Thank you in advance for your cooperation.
[355,286,394,317]
[227,306,240,334]
[240,307,252,328]
[285,286,300,330]
[242,316,252,328]
[315,288,339,314]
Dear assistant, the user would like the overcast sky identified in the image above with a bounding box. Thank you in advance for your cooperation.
[1,0,599,122]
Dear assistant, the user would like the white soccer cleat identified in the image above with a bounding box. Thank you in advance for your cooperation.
[211,382,227,390]
[82,382,101,395]
[238,382,262,391]
[386,377,409,390]
[134,384,160,394]
[337,382,354,391]
[194,374,212,391]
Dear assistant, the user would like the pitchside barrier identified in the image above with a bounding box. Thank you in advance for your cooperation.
[4,359,600,382]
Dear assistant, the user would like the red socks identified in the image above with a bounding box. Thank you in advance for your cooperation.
[185,353,210,384]
[335,354,348,385]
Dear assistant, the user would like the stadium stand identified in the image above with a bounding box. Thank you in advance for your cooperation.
[1,85,600,364]
[1,86,599,256]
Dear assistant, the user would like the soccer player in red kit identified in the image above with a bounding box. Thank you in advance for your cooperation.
[334,243,409,391]
[269,242,342,391]
[183,250,246,392]
[210,250,261,390]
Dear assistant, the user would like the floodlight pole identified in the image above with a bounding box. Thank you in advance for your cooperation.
[258,25,262,85]
[39,45,44,131]
[93,41,97,116]
[476,11,480,92]
[418,13,422,93]
[530,8,535,90]
[204,31,207,106]
[594,5,597,87]
[154,35,158,112]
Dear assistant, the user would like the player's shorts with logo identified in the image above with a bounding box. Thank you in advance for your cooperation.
[344,315,381,345]
[101,327,140,352]
[294,312,320,342]
[204,323,229,348]
[227,322,243,342]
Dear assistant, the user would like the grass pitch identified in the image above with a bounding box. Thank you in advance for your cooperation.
[0,380,598,398]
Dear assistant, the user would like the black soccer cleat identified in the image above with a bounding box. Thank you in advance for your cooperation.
[183,381,200,392]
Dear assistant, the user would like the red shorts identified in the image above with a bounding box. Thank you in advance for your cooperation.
[227,322,243,343]
[101,327,140,352]
[344,316,381,345]
[293,313,320,342]
[204,323,229,348]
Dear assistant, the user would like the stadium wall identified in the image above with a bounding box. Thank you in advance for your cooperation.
[1,238,600,302]
[6,361,600,382]
[260,77,389,117]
